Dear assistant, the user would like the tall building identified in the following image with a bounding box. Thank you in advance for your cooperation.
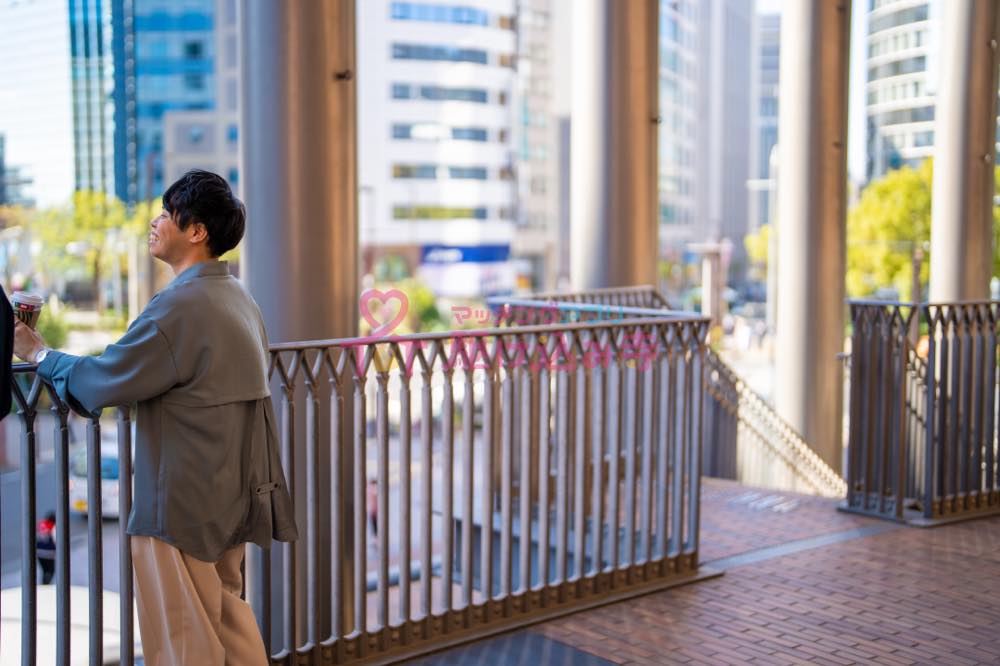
[357,0,519,298]
[0,135,35,206]
[747,12,779,235]
[658,0,700,241]
[67,0,214,203]
[659,0,754,275]
[0,0,75,207]
[865,0,934,180]
[69,0,116,197]
[508,0,563,291]
[161,0,240,193]
[132,0,216,201]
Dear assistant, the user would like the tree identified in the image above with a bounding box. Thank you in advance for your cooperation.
[8,192,157,315]
[744,223,770,280]
[846,161,933,301]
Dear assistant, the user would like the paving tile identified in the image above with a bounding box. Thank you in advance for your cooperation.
[530,478,1000,666]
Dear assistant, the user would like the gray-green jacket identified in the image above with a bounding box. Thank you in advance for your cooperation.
[37,261,297,561]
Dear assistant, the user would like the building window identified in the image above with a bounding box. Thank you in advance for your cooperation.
[875,105,934,126]
[452,127,488,141]
[393,84,489,103]
[913,130,933,147]
[227,124,238,144]
[228,168,239,186]
[184,73,205,90]
[498,53,516,68]
[393,205,487,220]
[393,164,438,179]
[418,85,488,102]
[184,41,204,59]
[390,2,490,26]
[392,43,488,65]
[393,124,488,142]
[449,166,488,180]
[188,126,205,144]
[868,56,925,81]
[869,5,928,34]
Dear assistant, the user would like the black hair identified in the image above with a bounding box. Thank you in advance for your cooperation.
[162,169,246,257]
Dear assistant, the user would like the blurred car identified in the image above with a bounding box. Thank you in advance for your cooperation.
[68,440,125,519]
[1,585,142,665]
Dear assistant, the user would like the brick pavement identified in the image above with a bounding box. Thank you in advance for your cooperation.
[532,478,1000,665]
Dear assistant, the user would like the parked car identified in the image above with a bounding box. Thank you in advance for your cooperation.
[68,440,125,519]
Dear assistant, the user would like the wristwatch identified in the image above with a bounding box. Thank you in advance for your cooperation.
[33,347,50,365]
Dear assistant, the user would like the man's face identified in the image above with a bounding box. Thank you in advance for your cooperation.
[149,209,202,263]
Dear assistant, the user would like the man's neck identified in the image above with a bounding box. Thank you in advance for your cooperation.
[170,255,217,276]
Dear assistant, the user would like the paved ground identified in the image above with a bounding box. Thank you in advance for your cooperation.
[427,478,1000,665]
[534,479,1000,665]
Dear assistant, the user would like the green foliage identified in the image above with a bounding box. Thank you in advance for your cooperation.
[744,224,770,279]
[36,308,69,350]
[3,192,157,313]
[846,161,933,300]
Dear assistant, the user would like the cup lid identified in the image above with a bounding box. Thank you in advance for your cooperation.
[11,291,44,306]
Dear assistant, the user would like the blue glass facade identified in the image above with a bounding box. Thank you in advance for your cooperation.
[70,0,216,203]
[69,0,117,197]
[133,0,215,199]
[389,2,489,26]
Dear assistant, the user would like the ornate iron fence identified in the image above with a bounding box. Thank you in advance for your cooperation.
[845,300,1000,524]
[490,290,845,498]
[2,365,135,665]
[3,311,710,665]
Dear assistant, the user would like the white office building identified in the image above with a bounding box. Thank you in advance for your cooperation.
[865,0,936,179]
[357,1,519,297]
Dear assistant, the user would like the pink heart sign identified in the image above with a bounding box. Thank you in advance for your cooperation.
[359,288,409,338]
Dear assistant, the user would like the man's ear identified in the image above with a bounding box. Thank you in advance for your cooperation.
[189,222,209,245]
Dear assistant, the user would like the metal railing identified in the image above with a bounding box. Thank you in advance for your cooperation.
[4,309,708,665]
[491,289,845,498]
[2,366,135,666]
[703,350,847,497]
[845,300,1000,523]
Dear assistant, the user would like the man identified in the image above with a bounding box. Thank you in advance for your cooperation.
[13,169,297,665]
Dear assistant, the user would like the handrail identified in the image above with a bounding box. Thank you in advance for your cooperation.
[704,349,847,497]
[4,308,709,665]
[845,300,1000,524]
[495,291,846,498]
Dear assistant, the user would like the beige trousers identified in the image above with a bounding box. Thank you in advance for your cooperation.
[132,536,269,666]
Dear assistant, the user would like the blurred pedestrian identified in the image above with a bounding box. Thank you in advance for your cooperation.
[367,477,379,539]
[37,511,56,584]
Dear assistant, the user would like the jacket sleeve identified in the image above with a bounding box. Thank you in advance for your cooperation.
[35,315,180,416]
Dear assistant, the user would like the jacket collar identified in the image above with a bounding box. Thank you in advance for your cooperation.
[173,260,230,286]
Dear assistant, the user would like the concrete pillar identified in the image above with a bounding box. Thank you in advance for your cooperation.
[241,0,358,343]
[774,0,850,472]
[570,0,658,289]
[701,251,721,327]
[240,0,359,648]
[929,1,1000,303]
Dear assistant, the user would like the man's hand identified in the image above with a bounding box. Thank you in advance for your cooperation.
[13,318,47,363]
